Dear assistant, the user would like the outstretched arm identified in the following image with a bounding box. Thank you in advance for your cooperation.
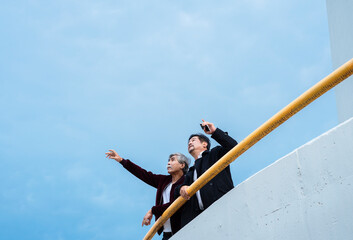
[211,128,238,162]
[201,119,238,160]
[105,149,123,162]
[105,149,163,188]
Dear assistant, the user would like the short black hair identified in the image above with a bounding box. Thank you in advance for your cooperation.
[188,133,211,150]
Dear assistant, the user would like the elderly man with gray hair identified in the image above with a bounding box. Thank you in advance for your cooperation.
[105,150,190,240]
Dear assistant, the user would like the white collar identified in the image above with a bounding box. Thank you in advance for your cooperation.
[197,151,205,159]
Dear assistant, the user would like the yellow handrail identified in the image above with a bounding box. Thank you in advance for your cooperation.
[143,58,353,240]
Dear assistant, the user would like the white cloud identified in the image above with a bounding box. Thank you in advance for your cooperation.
[66,164,92,181]
[178,11,210,29]
[298,46,332,86]
[239,82,283,107]
[247,0,268,10]
[91,191,116,207]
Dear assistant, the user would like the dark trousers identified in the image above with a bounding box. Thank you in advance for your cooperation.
[162,232,172,240]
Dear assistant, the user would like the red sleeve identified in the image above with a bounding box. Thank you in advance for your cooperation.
[151,203,171,217]
[120,159,164,188]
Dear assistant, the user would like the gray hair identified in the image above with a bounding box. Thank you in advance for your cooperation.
[169,153,190,174]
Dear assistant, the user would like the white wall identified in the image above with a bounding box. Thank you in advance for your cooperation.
[327,0,353,123]
[172,117,353,240]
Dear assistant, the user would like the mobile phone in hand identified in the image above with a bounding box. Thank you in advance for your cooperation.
[200,124,210,132]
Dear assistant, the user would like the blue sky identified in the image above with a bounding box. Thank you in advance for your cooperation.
[0,1,337,239]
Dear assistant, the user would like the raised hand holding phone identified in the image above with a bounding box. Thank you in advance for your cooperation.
[200,123,210,132]
[200,119,216,134]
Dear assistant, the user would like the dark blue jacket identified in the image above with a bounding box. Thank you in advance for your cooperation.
[175,128,237,227]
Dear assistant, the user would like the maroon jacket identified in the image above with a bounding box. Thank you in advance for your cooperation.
[120,159,184,235]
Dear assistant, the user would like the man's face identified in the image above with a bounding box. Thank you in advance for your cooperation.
[167,155,184,174]
[188,136,206,154]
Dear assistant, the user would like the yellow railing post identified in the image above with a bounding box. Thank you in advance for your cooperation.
[143,58,353,240]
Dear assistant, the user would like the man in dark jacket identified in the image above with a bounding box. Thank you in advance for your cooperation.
[105,150,189,239]
[175,120,238,227]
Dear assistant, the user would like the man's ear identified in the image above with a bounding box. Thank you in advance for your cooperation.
[202,142,208,149]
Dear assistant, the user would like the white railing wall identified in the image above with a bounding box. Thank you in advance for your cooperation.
[172,117,353,240]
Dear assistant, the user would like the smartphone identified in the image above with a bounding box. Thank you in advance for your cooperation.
[200,124,210,132]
